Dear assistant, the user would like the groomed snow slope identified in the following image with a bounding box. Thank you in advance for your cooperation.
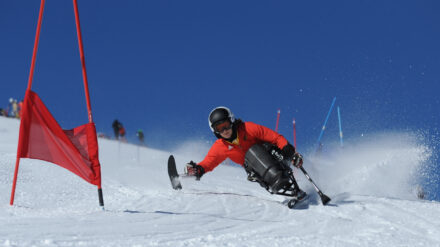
[0,117,439,246]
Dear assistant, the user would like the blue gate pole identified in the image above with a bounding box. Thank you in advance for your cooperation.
[337,106,344,148]
[316,97,336,152]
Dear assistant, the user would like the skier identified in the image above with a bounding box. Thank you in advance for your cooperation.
[184,106,307,203]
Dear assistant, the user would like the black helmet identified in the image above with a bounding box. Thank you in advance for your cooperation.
[208,106,235,134]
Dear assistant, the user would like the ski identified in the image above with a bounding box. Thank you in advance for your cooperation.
[284,194,310,209]
[168,155,182,190]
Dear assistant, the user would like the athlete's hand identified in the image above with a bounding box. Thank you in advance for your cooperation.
[184,161,205,180]
[292,153,303,168]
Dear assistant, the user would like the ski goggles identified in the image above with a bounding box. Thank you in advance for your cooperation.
[214,121,232,134]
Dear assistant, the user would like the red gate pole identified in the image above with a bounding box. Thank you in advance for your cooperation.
[275,109,281,132]
[10,0,46,206]
[26,0,45,91]
[73,0,104,207]
[73,0,93,123]
[293,118,297,148]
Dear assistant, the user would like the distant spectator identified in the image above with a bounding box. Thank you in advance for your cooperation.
[98,132,111,139]
[17,100,23,119]
[119,126,127,142]
[7,98,13,117]
[0,108,5,116]
[417,185,425,200]
[12,99,18,118]
[112,119,122,140]
[136,129,145,146]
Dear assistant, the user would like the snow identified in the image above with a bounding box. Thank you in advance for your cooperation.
[0,116,439,246]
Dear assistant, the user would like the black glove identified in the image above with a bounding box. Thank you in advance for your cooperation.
[281,144,296,160]
[292,152,303,168]
[282,144,303,168]
[184,161,205,180]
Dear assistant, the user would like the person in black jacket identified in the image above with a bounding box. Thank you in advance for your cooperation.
[112,119,122,140]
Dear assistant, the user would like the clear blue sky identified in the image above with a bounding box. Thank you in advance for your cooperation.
[1,0,439,151]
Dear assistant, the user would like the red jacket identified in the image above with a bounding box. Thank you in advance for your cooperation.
[198,121,289,172]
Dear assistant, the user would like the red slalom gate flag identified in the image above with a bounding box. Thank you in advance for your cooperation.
[17,90,102,186]
[10,0,104,207]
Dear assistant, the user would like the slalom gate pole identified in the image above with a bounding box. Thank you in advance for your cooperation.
[98,188,104,207]
[26,0,45,91]
[10,158,21,205]
[10,0,46,206]
[73,0,104,207]
[293,118,297,148]
[275,109,281,132]
[299,167,331,205]
[337,106,343,148]
[315,97,336,153]
[73,0,93,123]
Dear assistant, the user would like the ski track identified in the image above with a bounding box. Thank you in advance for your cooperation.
[0,117,440,246]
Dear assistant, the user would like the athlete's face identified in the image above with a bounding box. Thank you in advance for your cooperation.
[219,127,233,139]
[214,121,233,139]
